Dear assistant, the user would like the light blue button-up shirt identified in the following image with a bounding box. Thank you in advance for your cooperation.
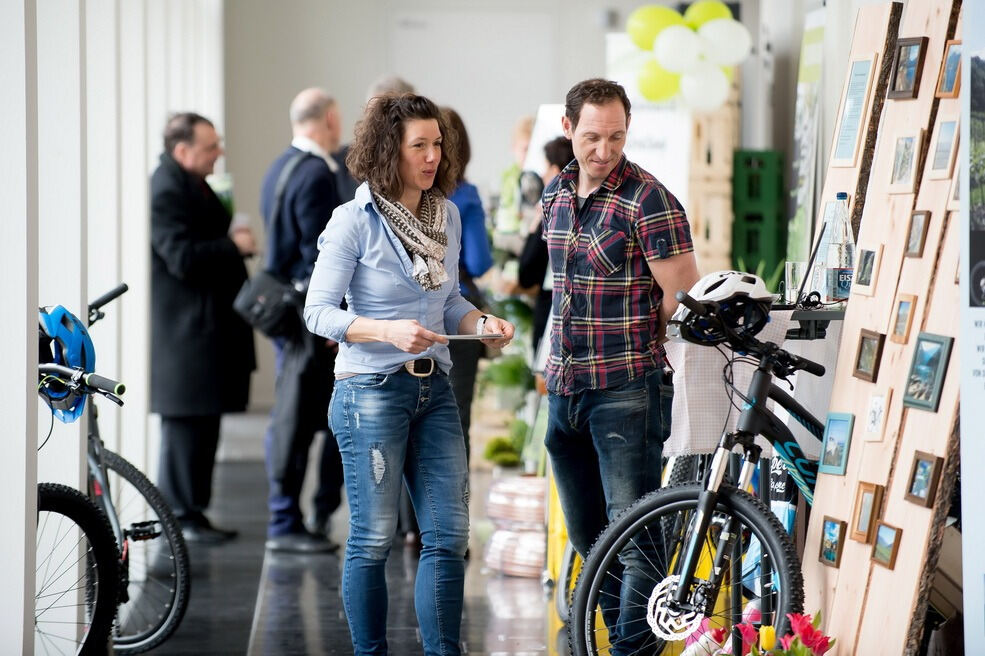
[303,182,477,375]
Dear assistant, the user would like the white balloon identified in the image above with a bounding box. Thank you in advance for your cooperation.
[698,18,752,66]
[654,25,704,74]
[680,62,730,112]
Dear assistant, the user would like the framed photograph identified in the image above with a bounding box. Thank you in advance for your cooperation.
[928,115,959,180]
[863,388,892,441]
[819,516,847,568]
[888,37,928,99]
[947,169,960,212]
[832,55,877,167]
[903,332,954,412]
[871,521,902,569]
[852,245,883,295]
[905,210,930,257]
[850,482,885,543]
[888,132,923,193]
[819,412,854,476]
[853,329,885,383]
[935,39,961,98]
[890,293,917,344]
[904,450,944,507]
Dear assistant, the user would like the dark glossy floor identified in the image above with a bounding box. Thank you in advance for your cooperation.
[155,459,555,655]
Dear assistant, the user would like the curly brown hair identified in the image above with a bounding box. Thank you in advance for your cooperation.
[346,93,459,199]
[565,78,631,130]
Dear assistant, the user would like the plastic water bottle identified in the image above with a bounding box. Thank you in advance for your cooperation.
[825,192,854,305]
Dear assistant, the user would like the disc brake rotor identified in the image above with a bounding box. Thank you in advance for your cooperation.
[646,575,704,641]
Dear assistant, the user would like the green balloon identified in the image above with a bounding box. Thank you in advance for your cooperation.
[683,0,732,29]
[638,59,680,102]
[626,5,685,51]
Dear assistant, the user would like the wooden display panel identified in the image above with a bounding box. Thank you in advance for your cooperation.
[802,3,961,653]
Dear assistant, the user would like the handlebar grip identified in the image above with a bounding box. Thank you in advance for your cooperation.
[675,291,708,317]
[795,355,825,377]
[89,283,129,312]
[84,373,126,395]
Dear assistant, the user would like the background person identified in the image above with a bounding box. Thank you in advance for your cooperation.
[304,93,514,655]
[150,112,257,544]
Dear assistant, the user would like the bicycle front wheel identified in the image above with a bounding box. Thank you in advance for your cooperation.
[571,483,804,656]
[101,449,190,653]
[36,483,119,655]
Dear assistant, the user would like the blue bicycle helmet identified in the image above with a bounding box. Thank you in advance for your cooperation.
[38,305,96,423]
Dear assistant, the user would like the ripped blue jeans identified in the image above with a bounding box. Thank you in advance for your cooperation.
[330,370,469,656]
[545,367,673,656]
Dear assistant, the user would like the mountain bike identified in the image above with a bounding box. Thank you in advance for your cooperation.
[570,289,827,656]
[38,285,191,653]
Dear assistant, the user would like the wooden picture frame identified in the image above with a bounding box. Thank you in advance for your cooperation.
[853,329,885,383]
[947,168,960,212]
[903,332,954,412]
[819,516,848,567]
[904,210,930,257]
[888,37,928,99]
[819,412,854,476]
[832,55,878,167]
[852,245,883,295]
[890,293,916,344]
[850,482,885,543]
[904,450,944,507]
[871,521,902,569]
[863,388,892,441]
[935,39,961,98]
[928,115,959,180]
[888,131,924,193]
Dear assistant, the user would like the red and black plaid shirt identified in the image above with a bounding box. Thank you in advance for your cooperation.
[542,155,693,395]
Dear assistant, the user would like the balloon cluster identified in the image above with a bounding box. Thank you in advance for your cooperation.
[628,1,752,112]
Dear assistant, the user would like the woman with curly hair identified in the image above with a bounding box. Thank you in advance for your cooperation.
[304,93,514,655]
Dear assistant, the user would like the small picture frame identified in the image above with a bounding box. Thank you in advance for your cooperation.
[850,481,885,543]
[863,388,892,441]
[853,329,885,383]
[871,521,902,569]
[935,39,961,98]
[904,450,944,507]
[888,37,929,100]
[890,293,916,344]
[819,412,854,476]
[903,332,954,412]
[888,132,923,193]
[832,55,878,167]
[947,169,960,212]
[905,210,930,257]
[819,516,847,568]
[928,115,959,180]
[852,245,883,296]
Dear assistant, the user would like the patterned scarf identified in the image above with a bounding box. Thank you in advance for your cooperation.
[372,189,450,291]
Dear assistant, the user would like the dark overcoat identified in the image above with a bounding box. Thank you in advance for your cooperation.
[150,153,256,416]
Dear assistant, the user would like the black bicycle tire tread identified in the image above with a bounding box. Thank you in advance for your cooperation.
[37,482,119,656]
[569,482,804,656]
[666,455,699,487]
[103,449,191,653]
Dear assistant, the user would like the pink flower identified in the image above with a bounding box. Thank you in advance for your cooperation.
[779,633,796,650]
[736,623,758,655]
[784,613,833,655]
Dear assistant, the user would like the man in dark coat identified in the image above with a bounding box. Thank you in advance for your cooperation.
[150,112,257,543]
[259,88,343,553]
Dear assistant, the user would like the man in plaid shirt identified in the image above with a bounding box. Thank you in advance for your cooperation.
[542,79,699,654]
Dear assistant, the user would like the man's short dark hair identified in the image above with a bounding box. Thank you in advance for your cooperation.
[163,112,213,154]
[564,79,631,130]
[543,136,575,171]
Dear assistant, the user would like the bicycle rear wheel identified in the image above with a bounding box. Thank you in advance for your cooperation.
[571,483,804,656]
[555,541,582,624]
[101,449,190,653]
[36,483,118,655]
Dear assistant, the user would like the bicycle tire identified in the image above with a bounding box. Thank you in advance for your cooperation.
[665,454,703,487]
[102,449,191,653]
[570,483,804,656]
[555,541,582,624]
[36,483,119,656]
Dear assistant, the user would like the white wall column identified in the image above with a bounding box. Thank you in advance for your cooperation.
[0,0,38,649]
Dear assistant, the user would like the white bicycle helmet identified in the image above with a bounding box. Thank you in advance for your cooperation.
[667,270,775,345]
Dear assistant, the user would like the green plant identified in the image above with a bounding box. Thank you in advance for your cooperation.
[479,354,534,390]
[508,419,529,454]
[483,436,521,467]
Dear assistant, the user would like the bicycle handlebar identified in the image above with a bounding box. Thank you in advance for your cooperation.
[89,283,128,313]
[39,363,126,396]
[675,290,708,317]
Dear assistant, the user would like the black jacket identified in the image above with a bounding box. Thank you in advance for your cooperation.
[149,153,256,416]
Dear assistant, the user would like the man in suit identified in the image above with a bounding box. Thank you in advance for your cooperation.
[150,112,257,544]
[260,88,344,553]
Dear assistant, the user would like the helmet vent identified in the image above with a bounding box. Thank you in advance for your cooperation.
[61,314,76,332]
[741,275,756,284]
[705,279,726,293]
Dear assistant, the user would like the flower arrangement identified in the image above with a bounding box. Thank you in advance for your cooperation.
[682,612,834,656]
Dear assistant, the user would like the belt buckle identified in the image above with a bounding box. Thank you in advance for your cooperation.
[404,358,435,377]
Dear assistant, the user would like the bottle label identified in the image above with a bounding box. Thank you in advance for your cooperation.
[825,268,853,302]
